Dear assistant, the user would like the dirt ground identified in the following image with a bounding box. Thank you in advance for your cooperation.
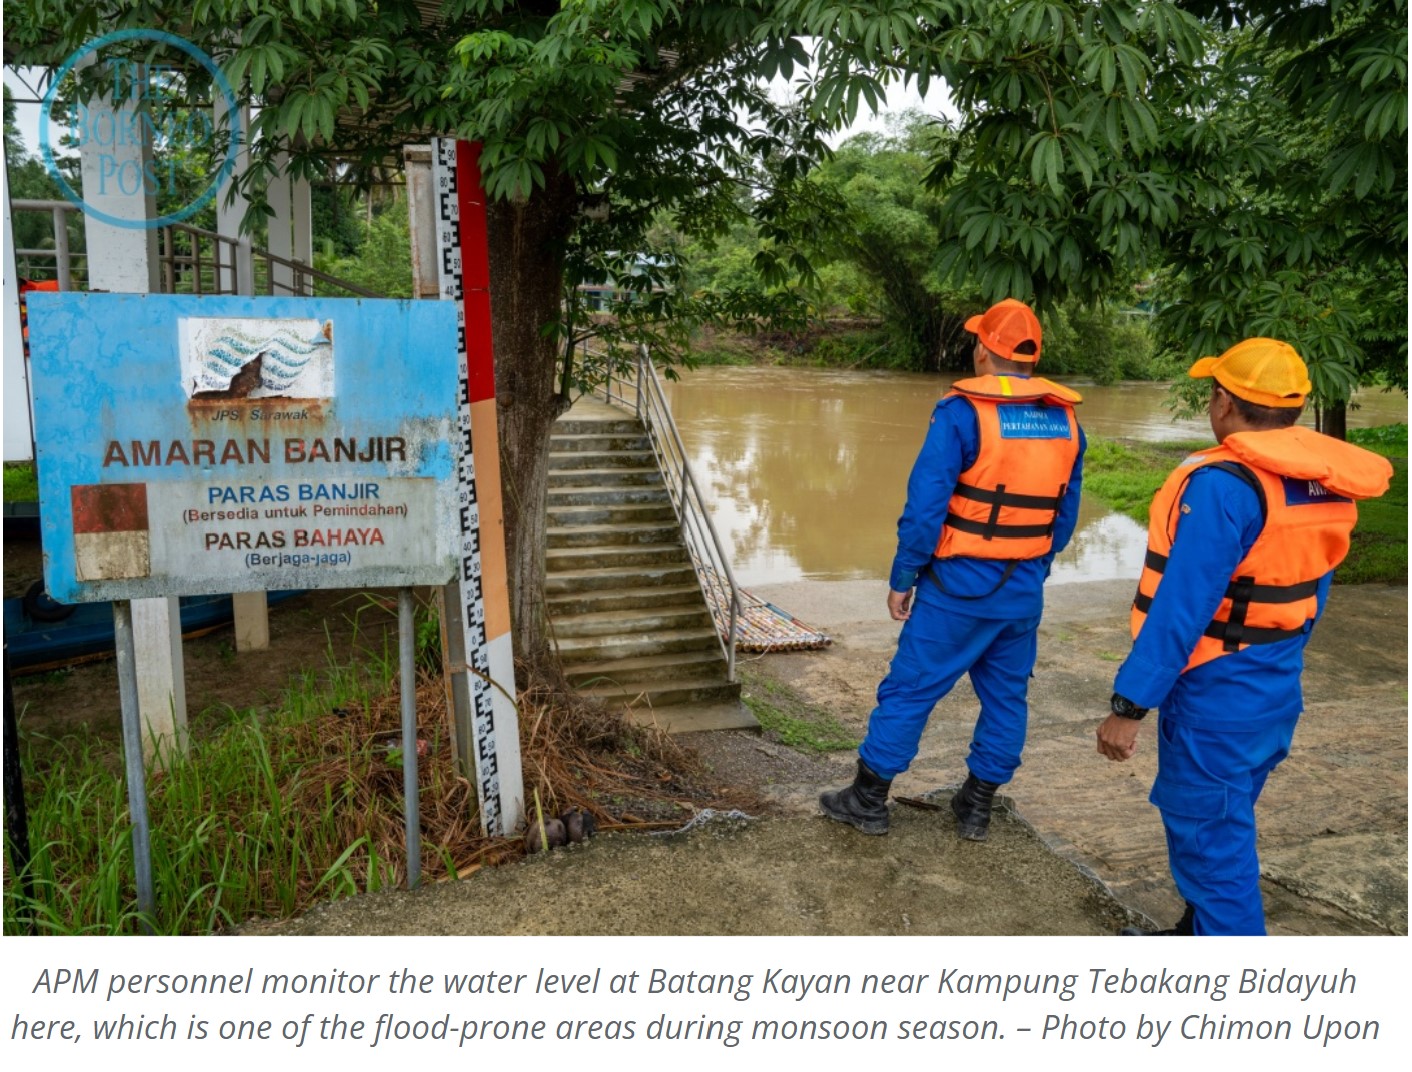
[710,577,1409,937]
[6,529,1406,936]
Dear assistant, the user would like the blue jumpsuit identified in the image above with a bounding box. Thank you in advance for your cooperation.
[857,390,1086,784]
[1113,468,1331,936]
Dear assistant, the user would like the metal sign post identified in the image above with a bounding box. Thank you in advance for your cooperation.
[398,588,421,889]
[112,600,156,931]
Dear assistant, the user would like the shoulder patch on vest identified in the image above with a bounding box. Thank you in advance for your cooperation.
[996,404,1072,440]
[1282,475,1352,506]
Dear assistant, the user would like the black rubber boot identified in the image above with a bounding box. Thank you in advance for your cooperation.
[819,759,892,835]
[1120,903,1196,936]
[950,772,1001,841]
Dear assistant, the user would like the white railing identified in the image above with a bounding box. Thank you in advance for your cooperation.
[590,344,741,681]
[10,200,379,298]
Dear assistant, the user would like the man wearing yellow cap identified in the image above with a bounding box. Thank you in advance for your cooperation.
[1098,339,1392,935]
[822,299,1086,841]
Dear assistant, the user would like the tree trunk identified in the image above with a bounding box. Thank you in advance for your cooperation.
[485,172,578,670]
[1317,401,1348,441]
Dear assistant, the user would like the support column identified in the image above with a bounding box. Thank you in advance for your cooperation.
[80,90,185,763]
[214,97,254,295]
[266,154,293,294]
[3,153,34,461]
[292,174,313,295]
[213,97,269,650]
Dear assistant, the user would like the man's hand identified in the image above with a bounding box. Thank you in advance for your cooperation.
[1097,714,1141,761]
[887,589,913,621]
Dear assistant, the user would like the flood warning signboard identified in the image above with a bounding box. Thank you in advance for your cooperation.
[27,292,461,602]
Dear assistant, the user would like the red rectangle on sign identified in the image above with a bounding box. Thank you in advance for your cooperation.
[71,483,149,534]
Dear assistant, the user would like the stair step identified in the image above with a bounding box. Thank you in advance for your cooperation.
[546,582,705,616]
[547,521,683,548]
[546,543,688,571]
[547,484,671,506]
[547,502,677,526]
[549,432,651,453]
[547,406,735,714]
[554,419,643,436]
[582,678,743,710]
[545,563,699,593]
[563,648,729,686]
[547,467,666,488]
[552,605,713,638]
[549,450,655,471]
[556,626,722,663]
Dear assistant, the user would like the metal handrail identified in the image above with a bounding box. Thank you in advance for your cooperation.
[11,199,79,290]
[589,343,741,681]
[9,201,380,299]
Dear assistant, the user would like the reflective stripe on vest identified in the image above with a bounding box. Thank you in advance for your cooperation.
[1130,440,1359,671]
[934,375,1081,562]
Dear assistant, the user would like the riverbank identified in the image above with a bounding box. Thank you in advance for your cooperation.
[239,575,1404,937]
[10,547,1399,934]
[1082,425,1408,583]
[718,577,1407,936]
[686,318,1171,383]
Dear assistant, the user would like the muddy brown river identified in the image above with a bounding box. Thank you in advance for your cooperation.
[659,368,1407,587]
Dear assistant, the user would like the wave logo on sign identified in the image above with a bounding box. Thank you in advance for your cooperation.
[40,29,241,230]
[180,318,335,400]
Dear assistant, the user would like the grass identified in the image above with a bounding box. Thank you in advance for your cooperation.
[4,461,38,502]
[1081,437,1207,525]
[1340,424,1407,584]
[5,638,747,936]
[740,668,859,754]
[6,652,415,935]
[1083,424,1407,584]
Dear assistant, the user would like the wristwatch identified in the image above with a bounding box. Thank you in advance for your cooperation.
[1110,692,1150,721]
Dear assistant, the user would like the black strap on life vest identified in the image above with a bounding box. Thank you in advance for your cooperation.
[923,558,1020,600]
[1134,451,1320,649]
[1132,561,1316,651]
[944,482,1067,541]
[1137,551,1321,607]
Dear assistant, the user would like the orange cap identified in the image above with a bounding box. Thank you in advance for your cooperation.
[1188,338,1312,408]
[964,299,1042,363]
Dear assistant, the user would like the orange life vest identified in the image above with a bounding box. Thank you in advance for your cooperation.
[1132,425,1393,670]
[19,279,61,349]
[934,374,1083,562]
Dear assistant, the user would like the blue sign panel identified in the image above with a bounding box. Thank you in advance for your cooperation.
[27,292,460,602]
[997,404,1073,440]
[1281,475,1352,506]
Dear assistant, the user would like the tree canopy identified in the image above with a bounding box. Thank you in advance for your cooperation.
[7,0,956,654]
[6,0,1404,652]
[917,0,1406,424]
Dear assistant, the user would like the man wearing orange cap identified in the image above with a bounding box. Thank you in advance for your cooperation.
[1098,339,1392,935]
[822,299,1086,841]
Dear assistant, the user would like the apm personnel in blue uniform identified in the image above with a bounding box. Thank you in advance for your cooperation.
[821,299,1087,840]
[1099,339,1392,935]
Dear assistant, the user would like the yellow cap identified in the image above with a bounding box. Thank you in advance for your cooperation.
[1188,338,1312,408]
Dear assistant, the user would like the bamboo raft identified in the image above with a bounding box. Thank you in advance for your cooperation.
[700,568,832,653]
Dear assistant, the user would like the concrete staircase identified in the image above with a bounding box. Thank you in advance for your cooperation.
[547,401,755,732]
